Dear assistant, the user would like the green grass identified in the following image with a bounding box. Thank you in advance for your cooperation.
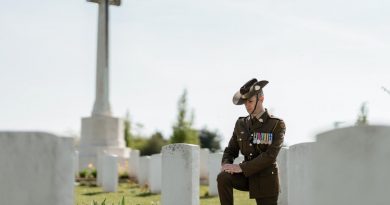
[75,181,257,205]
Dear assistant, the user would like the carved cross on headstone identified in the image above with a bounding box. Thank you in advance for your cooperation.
[87,0,121,117]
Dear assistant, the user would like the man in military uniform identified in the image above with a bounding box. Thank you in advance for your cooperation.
[217,78,286,205]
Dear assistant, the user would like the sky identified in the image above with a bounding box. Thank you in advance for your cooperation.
[0,0,389,147]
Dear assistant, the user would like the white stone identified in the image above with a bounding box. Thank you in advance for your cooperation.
[97,148,128,187]
[200,148,210,184]
[128,149,140,181]
[148,153,162,193]
[102,153,118,192]
[0,132,74,205]
[80,0,125,175]
[103,146,130,173]
[74,150,79,178]
[162,143,200,205]
[97,149,107,186]
[208,152,223,196]
[277,147,288,205]
[92,0,112,117]
[287,142,314,205]
[308,126,390,205]
[78,115,127,170]
[138,156,150,187]
[88,0,120,116]
[233,154,244,164]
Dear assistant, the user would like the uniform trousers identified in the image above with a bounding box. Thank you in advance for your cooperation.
[217,171,278,205]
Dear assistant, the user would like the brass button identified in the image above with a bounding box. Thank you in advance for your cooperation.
[250,153,253,156]
[249,144,252,146]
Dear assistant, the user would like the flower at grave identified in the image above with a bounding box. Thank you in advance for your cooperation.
[88,163,95,169]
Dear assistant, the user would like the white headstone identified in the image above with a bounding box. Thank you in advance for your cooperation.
[200,148,210,184]
[308,126,390,205]
[287,142,314,205]
[97,149,106,186]
[277,147,288,205]
[129,149,140,181]
[104,146,130,170]
[138,156,150,187]
[208,152,223,196]
[0,132,74,205]
[149,153,162,193]
[162,143,200,205]
[74,150,79,178]
[102,153,118,192]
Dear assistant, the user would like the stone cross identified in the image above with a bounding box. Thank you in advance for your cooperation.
[87,0,121,117]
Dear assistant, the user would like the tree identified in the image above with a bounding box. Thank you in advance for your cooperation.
[356,102,369,126]
[141,132,168,156]
[130,132,168,156]
[170,89,199,145]
[199,127,221,152]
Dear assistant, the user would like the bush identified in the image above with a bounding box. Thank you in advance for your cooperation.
[79,169,88,178]
[91,169,97,178]
[79,167,97,179]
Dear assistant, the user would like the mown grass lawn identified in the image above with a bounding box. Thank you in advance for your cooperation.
[75,181,256,205]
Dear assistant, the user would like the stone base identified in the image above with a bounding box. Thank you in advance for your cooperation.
[78,115,128,170]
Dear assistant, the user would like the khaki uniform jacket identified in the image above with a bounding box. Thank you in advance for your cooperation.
[221,110,286,198]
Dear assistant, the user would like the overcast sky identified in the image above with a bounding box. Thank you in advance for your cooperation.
[1,0,389,147]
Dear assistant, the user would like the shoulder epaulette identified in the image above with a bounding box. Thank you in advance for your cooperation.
[269,115,284,133]
[269,115,283,121]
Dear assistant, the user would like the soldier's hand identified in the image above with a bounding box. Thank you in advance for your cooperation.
[221,164,242,174]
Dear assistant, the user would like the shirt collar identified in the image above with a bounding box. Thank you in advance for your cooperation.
[250,109,268,123]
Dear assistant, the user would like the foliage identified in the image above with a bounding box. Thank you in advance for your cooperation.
[92,196,124,205]
[91,169,97,178]
[199,127,221,152]
[170,89,199,145]
[140,132,168,156]
[79,169,87,178]
[356,102,369,126]
[119,172,129,180]
[130,132,168,156]
[131,137,148,152]
[79,167,97,179]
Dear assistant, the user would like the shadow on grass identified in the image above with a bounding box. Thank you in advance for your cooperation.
[200,192,218,199]
[136,192,158,197]
[82,191,105,196]
[200,195,217,199]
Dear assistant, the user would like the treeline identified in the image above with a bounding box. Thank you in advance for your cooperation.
[124,89,221,156]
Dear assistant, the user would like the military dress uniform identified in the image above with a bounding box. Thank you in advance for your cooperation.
[217,78,286,205]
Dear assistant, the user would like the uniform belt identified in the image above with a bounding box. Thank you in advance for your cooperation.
[245,155,257,161]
